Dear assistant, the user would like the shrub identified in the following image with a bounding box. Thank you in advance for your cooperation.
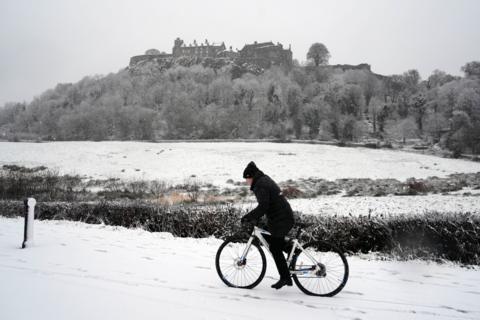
[281,186,304,198]
[0,166,82,201]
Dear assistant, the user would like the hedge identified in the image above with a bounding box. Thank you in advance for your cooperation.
[1,200,478,265]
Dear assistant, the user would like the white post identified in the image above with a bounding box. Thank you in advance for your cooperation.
[22,198,36,249]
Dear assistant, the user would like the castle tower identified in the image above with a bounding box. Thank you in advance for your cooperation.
[173,37,184,57]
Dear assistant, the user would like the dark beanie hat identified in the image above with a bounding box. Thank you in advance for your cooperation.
[243,161,260,178]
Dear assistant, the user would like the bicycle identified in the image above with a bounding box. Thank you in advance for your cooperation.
[215,222,349,297]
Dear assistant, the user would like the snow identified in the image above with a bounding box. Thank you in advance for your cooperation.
[1,141,480,187]
[449,188,480,195]
[1,141,479,318]
[239,194,480,216]
[1,217,479,320]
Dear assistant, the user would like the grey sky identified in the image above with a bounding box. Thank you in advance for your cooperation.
[1,0,479,106]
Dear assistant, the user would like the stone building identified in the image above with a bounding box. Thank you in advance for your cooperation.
[129,49,172,67]
[237,41,292,68]
[129,37,293,69]
[217,46,239,60]
[172,38,226,58]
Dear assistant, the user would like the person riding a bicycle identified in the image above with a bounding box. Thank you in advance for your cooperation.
[216,162,349,295]
[241,161,295,289]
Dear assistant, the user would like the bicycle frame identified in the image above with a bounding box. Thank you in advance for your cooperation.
[239,226,323,276]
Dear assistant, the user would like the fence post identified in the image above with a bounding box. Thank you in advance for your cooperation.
[22,198,36,249]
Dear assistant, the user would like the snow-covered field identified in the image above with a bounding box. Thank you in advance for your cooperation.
[0,217,479,320]
[1,141,480,186]
[240,194,480,216]
[2,141,479,217]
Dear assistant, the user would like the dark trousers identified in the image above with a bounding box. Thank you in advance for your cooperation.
[264,235,291,280]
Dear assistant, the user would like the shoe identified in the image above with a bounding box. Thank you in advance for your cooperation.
[271,278,293,290]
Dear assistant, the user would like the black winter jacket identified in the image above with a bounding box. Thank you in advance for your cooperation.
[243,171,294,237]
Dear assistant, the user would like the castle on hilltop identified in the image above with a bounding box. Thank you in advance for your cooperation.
[129,37,293,69]
[172,38,227,58]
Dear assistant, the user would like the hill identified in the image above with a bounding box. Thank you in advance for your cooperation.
[0,56,479,156]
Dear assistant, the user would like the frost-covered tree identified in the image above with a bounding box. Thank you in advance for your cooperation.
[462,61,480,78]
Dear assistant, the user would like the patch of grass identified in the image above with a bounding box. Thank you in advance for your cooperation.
[0,166,227,204]
[0,165,84,201]
[278,173,480,198]
[281,186,304,198]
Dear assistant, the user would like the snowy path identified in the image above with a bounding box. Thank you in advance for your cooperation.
[1,217,479,320]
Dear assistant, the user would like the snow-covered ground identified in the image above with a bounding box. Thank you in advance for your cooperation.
[0,217,479,320]
[3,141,479,218]
[239,194,480,216]
[1,141,480,187]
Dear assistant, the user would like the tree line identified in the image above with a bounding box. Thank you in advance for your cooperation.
[1,43,479,155]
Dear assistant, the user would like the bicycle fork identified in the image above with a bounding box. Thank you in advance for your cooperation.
[238,236,255,265]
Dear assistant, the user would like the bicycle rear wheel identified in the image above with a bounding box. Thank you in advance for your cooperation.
[215,237,266,289]
[292,241,348,297]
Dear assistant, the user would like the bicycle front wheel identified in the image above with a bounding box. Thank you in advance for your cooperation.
[215,237,266,289]
[292,241,349,297]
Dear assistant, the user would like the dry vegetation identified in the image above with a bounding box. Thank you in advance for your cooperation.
[2,165,480,203]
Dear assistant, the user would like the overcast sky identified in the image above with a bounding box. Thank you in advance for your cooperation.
[1,0,479,106]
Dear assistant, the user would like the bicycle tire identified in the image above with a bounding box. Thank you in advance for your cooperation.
[215,237,266,289]
[291,241,349,297]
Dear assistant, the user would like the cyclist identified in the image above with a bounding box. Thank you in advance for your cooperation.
[240,161,295,289]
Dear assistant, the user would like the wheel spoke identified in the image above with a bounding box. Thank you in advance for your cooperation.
[216,238,266,289]
[293,242,348,296]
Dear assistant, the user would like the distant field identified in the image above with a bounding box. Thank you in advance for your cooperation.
[2,141,479,217]
[1,141,480,187]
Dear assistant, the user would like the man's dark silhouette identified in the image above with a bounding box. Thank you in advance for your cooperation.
[241,161,295,289]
